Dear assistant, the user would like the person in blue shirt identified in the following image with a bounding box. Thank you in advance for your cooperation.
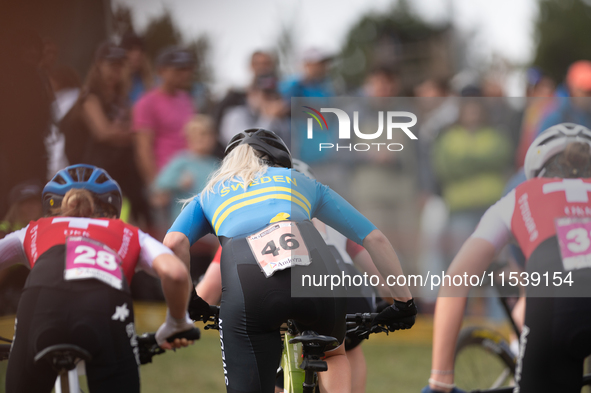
[121,34,153,105]
[537,61,591,136]
[279,47,335,101]
[163,128,417,393]
[151,115,219,224]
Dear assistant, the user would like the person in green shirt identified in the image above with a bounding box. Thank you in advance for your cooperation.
[433,100,512,257]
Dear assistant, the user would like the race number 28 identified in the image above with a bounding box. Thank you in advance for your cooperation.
[73,245,118,271]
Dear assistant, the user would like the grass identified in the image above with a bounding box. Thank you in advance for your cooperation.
[138,331,433,393]
[0,305,514,392]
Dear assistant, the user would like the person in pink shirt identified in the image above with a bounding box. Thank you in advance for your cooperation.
[133,47,195,187]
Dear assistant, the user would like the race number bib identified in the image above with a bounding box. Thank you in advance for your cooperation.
[247,221,311,278]
[64,237,124,290]
[556,217,591,271]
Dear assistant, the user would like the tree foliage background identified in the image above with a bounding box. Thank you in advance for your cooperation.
[333,0,456,92]
[533,0,591,82]
[112,6,212,84]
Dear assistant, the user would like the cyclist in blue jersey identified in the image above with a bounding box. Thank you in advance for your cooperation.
[164,128,417,393]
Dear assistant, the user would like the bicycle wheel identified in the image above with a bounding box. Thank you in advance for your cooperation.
[454,326,516,391]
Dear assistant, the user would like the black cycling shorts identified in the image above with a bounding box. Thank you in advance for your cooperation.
[219,220,347,393]
[515,238,591,393]
[6,285,139,393]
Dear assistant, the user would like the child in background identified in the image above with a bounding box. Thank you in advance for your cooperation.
[152,115,219,223]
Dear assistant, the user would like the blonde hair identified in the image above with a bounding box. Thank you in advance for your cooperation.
[184,115,214,138]
[59,189,96,217]
[191,145,267,203]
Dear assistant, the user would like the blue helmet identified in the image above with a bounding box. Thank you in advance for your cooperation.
[43,164,123,217]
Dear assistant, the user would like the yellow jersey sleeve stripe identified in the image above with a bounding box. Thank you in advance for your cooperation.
[211,186,312,227]
[214,194,311,234]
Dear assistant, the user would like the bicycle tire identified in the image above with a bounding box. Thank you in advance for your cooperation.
[454,326,516,391]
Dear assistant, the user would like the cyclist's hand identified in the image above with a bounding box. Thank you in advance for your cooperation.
[188,290,212,321]
[421,386,466,393]
[372,298,417,331]
[156,311,195,349]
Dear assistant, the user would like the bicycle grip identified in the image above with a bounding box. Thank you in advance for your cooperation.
[166,327,201,343]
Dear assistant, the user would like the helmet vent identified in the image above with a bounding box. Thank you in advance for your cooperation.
[96,173,109,184]
[68,167,92,182]
[54,175,67,185]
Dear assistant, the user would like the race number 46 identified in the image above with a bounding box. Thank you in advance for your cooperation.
[247,222,311,278]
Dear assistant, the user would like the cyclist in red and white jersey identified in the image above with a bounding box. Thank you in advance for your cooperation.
[0,164,206,393]
[425,123,591,393]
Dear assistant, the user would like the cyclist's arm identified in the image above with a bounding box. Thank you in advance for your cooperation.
[430,194,512,390]
[136,230,191,320]
[196,259,222,305]
[349,244,391,300]
[362,230,412,301]
[430,238,496,391]
[152,253,191,320]
[0,228,28,271]
[164,197,213,271]
[313,183,411,300]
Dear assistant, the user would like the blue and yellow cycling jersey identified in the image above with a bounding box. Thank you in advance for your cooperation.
[168,167,376,245]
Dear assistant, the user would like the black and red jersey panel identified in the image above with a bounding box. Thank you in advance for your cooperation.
[22,217,142,283]
[512,178,591,259]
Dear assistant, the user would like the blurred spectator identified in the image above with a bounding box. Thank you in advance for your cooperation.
[413,78,458,303]
[133,46,195,187]
[61,42,149,224]
[0,182,42,315]
[0,29,52,218]
[152,115,219,223]
[47,65,81,177]
[280,47,334,100]
[219,74,289,145]
[0,181,42,237]
[514,68,556,168]
[345,70,418,276]
[213,50,277,138]
[433,100,512,256]
[362,66,400,97]
[40,36,59,74]
[538,60,591,134]
[121,33,153,105]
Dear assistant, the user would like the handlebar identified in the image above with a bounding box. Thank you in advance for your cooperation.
[345,312,389,340]
[190,305,221,331]
[137,327,201,365]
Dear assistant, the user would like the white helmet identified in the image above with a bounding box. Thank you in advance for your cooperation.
[524,123,591,179]
[292,159,316,180]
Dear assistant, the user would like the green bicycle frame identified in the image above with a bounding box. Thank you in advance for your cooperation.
[281,331,306,392]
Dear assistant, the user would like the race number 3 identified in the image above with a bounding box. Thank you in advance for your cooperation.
[247,222,311,278]
[556,217,591,271]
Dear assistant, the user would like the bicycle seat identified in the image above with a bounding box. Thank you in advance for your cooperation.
[34,344,92,372]
[289,331,339,353]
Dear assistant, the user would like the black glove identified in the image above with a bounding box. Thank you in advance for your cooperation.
[372,298,417,331]
[188,290,212,321]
